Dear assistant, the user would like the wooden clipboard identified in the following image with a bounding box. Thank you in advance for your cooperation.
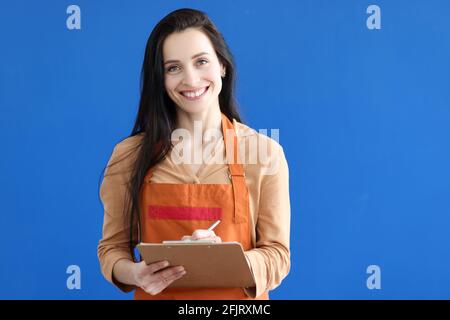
[136,241,255,288]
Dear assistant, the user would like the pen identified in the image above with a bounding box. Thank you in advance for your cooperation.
[207,220,221,232]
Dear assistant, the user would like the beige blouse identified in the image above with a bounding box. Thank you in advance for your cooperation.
[97,119,291,298]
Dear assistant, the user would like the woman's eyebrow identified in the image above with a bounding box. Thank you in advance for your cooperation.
[164,52,210,65]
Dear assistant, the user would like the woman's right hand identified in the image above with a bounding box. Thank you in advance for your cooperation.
[132,260,186,295]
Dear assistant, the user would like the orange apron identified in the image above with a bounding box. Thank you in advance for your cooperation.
[134,113,269,300]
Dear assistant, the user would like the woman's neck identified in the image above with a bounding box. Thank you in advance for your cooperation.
[175,106,222,137]
[172,106,224,172]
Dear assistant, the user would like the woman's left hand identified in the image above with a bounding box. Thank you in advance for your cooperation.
[181,229,222,243]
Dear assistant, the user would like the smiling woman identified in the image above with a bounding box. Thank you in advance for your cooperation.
[163,29,225,113]
[97,8,291,301]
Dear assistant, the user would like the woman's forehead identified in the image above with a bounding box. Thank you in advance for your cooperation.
[163,28,214,61]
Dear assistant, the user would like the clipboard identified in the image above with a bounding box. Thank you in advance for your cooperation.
[136,241,256,288]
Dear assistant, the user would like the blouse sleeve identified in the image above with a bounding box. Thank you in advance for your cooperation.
[97,139,140,293]
[244,142,291,298]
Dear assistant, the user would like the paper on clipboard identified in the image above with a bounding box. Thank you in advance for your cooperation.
[162,239,216,244]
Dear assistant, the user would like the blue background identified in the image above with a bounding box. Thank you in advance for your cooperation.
[1,0,449,299]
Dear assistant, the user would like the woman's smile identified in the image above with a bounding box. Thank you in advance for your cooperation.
[179,85,209,101]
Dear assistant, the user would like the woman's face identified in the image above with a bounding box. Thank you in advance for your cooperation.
[163,28,225,115]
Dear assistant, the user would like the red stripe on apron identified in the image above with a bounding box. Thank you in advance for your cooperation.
[148,205,222,221]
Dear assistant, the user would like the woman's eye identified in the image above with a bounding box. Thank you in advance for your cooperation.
[197,59,208,66]
[167,65,180,73]
[166,59,207,73]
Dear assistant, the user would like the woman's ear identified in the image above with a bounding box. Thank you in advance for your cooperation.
[220,64,226,78]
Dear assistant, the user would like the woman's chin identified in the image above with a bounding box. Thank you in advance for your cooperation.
[176,103,211,115]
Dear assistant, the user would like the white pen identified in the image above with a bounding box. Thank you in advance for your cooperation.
[207,220,221,231]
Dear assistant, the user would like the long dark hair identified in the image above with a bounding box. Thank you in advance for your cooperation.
[103,8,242,259]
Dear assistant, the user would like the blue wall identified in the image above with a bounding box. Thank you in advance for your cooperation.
[1,0,449,299]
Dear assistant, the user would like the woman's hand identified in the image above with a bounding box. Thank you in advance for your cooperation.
[182,229,222,243]
[132,260,186,295]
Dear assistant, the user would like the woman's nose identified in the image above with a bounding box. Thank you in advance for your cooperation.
[182,67,201,86]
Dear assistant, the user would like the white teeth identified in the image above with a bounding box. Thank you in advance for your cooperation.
[181,87,207,98]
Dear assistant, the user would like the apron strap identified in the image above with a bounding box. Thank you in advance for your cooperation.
[221,113,247,224]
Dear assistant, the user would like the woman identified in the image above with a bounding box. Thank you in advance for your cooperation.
[98,8,291,300]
